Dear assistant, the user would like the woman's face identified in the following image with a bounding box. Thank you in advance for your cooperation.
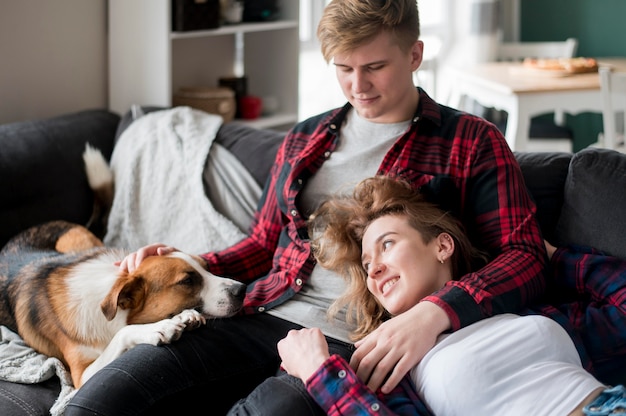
[361,214,451,315]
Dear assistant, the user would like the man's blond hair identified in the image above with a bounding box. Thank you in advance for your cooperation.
[317,0,421,63]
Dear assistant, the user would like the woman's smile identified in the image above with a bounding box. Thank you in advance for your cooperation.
[381,276,400,295]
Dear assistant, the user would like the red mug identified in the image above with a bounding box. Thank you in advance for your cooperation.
[239,95,262,119]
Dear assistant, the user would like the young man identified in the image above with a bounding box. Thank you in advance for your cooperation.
[64,0,547,414]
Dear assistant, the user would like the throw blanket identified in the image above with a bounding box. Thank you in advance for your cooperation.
[104,107,248,253]
[0,327,74,416]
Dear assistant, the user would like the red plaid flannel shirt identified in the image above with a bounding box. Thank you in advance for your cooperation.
[201,88,548,331]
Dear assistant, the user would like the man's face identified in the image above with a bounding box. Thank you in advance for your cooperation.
[333,31,423,123]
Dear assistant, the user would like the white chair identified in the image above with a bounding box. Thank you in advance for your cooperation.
[488,38,579,152]
[496,38,578,62]
[598,66,626,153]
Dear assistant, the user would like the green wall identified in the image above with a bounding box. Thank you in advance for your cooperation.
[521,0,626,151]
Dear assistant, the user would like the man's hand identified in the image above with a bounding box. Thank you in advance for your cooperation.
[350,301,451,393]
[116,243,178,273]
[277,328,330,384]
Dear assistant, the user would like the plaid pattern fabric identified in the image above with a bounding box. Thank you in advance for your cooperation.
[530,244,626,382]
[307,355,432,415]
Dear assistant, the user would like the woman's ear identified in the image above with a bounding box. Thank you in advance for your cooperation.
[436,233,455,263]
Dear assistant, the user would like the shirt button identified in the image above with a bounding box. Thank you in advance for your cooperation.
[290,209,298,217]
[371,403,380,412]
[257,306,265,312]
[324,151,331,158]
[295,278,303,286]
[297,178,303,185]
[338,370,347,379]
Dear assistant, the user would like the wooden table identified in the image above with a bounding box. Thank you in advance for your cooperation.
[447,58,626,151]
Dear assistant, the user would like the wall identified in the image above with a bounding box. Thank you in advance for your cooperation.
[521,0,626,150]
[521,0,626,56]
[0,0,107,124]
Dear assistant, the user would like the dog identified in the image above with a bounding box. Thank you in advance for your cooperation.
[0,146,247,389]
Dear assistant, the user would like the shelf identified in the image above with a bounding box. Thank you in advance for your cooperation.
[109,0,299,130]
[171,20,298,40]
[236,112,297,130]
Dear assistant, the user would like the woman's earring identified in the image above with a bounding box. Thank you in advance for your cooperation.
[439,258,445,264]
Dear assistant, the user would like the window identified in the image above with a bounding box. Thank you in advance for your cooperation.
[419,0,449,60]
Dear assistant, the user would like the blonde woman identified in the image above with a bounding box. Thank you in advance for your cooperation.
[278,176,625,415]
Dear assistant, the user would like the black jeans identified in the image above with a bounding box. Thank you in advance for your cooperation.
[64,314,352,416]
[227,339,354,416]
[0,377,60,416]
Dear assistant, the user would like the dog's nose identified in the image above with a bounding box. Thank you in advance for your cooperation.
[229,283,246,300]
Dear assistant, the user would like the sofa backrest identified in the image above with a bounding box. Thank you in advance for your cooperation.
[0,110,120,248]
[4,107,625,262]
[554,148,626,260]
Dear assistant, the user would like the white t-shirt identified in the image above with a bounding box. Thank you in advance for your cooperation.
[412,314,604,416]
[268,110,411,342]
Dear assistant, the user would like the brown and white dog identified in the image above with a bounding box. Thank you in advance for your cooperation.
[0,146,246,389]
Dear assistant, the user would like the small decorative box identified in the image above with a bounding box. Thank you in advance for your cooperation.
[173,87,236,122]
[172,0,221,32]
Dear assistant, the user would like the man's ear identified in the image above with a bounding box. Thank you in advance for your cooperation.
[411,40,424,71]
[436,232,455,262]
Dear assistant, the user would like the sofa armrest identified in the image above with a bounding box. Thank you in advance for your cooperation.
[0,109,120,248]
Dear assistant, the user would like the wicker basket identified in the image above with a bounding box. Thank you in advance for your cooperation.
[173,87,236,122]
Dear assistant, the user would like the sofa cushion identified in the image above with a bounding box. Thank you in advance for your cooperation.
[555,148,626,260]
[0,110,120,249]
[514,151,572,243]
[215,122,284,187]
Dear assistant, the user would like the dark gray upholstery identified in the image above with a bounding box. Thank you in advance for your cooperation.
[556,148,626,259]
[0,110,120,248]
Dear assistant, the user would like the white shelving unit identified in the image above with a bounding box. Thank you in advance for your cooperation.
[109,0,299,129]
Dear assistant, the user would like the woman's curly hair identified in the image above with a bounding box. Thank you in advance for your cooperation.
[308,176,488,341]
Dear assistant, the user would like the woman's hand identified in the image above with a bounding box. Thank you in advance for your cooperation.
[277,328,330,384]
[350,301,450,394]
[116,243,178,273]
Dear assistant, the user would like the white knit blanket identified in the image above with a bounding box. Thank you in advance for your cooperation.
[0,326,75,416]
[104,107,247,253]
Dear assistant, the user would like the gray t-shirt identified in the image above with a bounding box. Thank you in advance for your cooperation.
[267,110,411,342]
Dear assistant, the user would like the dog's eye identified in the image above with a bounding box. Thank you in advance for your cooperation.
[178,272,200,286]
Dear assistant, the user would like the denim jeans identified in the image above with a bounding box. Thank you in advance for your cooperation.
[64,314,319,416]
[584,385,626,416]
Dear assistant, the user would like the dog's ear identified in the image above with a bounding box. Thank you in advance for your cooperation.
[100,275,147,321]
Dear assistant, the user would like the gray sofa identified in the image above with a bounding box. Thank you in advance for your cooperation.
[2,107,626,258]
[1,108,625,413]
